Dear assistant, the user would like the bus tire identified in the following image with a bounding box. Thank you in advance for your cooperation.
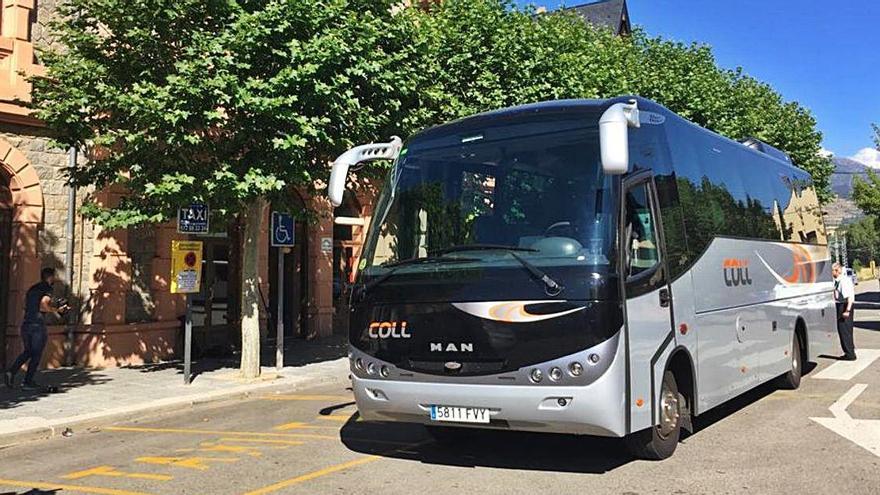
[777,332,802,390]
[624,370,682,460]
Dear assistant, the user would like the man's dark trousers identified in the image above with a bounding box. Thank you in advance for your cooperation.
[836,302,856,359]
[8,323,48,385]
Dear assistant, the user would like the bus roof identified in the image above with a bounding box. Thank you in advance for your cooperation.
[411,96,810,178]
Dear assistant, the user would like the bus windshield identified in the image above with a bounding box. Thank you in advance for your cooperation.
[359,118,618,288]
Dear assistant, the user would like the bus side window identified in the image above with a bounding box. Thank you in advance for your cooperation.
[624,183,660,278]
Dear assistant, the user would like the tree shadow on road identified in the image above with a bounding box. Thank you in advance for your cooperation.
[122,333,347,383]
[1,491,60,494]
[855,320,880,332]
[0,367,111,411]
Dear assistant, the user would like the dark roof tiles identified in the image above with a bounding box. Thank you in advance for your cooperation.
[565,0,631,35]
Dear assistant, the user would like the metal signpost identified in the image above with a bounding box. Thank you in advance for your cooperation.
[271,212,295,370]
[171,240,204,385]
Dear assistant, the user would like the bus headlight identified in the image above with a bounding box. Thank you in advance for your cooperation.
[355,358,364,371]
[568,362,583,376]
[530,368,544,383]
[366,362,377,375]
[549,367,563,381]
[379,365,390,378]
[588,353,601,365]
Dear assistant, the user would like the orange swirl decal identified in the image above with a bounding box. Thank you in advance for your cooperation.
[783,244,816,284]
[454,301,586,323]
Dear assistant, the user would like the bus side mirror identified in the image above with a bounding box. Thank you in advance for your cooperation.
[599,101,640,175]
[328,136,403,207]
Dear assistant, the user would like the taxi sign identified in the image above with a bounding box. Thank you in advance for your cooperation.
[178,203,209,234]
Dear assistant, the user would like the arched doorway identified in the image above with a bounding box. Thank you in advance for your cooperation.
[0,170,12,368]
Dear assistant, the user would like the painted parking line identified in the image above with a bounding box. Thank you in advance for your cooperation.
[105,426,338,441]
[241,440,432,495]
[811,383,880,458]
[317,416,353,422]
[63,466,173,482]
[814,349,880,381]
[136,456,239,470]
[242,456,381,495]
[0,478,153,495]
[220,437,305,446]
[273,421,340,431]
[261,394,353,401]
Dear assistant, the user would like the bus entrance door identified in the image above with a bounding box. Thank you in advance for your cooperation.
[621,175,676,433]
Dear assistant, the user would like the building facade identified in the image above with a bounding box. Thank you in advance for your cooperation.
[0,1,379,370]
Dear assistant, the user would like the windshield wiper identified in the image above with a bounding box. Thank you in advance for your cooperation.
[361,256,478,294]
[430,244,562,296]
[429,243,538,256]
[508,252,564,296]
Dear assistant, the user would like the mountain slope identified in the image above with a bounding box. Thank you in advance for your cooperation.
[831,156,874,198]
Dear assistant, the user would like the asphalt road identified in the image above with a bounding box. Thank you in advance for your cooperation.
[4,285,880,494]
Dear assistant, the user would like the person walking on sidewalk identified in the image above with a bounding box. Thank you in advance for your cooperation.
[832,262,857,361]
[4,267,68,391]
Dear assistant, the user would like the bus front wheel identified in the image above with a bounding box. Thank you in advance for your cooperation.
[624,370,684,460]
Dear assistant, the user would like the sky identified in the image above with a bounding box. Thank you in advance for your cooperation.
[517,0,880,166]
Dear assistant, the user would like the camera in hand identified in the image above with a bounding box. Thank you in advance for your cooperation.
[53,297,70,314]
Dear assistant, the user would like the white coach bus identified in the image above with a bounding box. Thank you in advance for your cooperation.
[328,97,837,459]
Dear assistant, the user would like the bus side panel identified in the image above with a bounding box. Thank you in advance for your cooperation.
[690,238,833,413]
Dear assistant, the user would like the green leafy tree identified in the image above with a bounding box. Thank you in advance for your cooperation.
[32,0,421,378]
[33,0,833,378]
[851,125,880,217]
[403,0,833,200]
[844,216,880,265]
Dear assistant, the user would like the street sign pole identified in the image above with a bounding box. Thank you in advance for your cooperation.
[184,294,192,385]
[171,239,203,386]
[270,211,295,371]
[276,251,284,371]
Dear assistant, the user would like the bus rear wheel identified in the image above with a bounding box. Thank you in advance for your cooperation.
[777,332,802,390]
[625,370,683,460]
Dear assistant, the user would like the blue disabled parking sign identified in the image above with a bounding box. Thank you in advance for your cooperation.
[271,212,295,247]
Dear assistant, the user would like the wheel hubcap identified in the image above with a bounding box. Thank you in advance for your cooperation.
[658,388,680,438]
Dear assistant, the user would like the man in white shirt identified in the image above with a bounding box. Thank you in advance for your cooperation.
[832,263,857,361]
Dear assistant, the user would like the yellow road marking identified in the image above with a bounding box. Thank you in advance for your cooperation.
[63,466,172,481]
[220,437,304,446]
[241,456,381,495]
[272,421,339,431]
[177,443,264,457]
[106,426,337,441]
[317,415,354,422]
[136,456,239,470]
[261,394,352,401]
[242,440,431,495]
[0,478,153,495]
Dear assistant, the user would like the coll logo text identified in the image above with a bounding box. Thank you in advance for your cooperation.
[367,321,411,339]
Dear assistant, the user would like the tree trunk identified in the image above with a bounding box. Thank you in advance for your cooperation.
[239,198,264,379]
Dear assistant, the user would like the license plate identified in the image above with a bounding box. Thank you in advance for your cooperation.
[430,405,490,424]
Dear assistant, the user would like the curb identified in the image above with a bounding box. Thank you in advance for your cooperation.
[0,359,349,449]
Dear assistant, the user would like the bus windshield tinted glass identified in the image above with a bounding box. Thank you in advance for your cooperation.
[360,120,617,282]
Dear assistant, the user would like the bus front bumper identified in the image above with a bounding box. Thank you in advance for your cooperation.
[351,355,627,437]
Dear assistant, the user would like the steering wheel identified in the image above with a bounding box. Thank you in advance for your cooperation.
[544,221,572,237]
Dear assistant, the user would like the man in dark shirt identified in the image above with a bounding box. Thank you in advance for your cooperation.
[4,267,68,391]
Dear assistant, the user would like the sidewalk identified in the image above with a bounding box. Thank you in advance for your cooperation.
[0,336,350,446]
